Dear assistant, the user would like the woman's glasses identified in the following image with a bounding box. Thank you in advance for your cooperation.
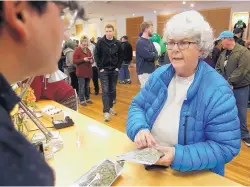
[167,41,197,50]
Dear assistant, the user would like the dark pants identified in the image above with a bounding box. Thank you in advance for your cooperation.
[119,64,130,81]
[69,71,78,93]
[100,70,117,113]
[114,71,118,102]
[233,85,250,139]
[78,77,90,102]
[92,66,99,94]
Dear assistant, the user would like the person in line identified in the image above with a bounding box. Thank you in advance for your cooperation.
[127,11,240,176]
[30,75,77,111]
[216,30,250,146]
[203,40,222,68]
[233,28,250,48]
[119,36,133,84]
[73,36,94,106]
[89,37,99,95]
[94,24,122,122]
[136,21,158,88]
[63,39,78,92]
[0,1,84,185]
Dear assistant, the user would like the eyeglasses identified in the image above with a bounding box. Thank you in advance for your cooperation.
[53,1,85,31]
[167,41,197,50]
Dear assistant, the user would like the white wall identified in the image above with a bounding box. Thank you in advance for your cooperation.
[86,1,250,39]
[81,2,250,40]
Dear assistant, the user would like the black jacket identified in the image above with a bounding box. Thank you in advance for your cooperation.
[121,41,133,64]
[234,36,245,46]
[94,36,122,71]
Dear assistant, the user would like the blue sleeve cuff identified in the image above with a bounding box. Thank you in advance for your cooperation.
[171,144,184,171]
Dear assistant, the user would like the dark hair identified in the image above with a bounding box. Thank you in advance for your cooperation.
[122,35,128,40]
[105,24,114,31]
[0,1,86,25]
[0,1,48,24]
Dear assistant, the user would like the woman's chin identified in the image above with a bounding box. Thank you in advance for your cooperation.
[171,60,185,68]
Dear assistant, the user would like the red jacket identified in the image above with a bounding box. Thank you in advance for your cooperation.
[73,47,93,78]
[30,76,75,103]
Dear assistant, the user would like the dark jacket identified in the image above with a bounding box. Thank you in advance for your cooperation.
[203,48,221,69]
[94,36,122,71]
[0,74,54,185]
[158,52,171,66]
[136,37,158,75]
[121,41,133,65]
[234,36,245,46]
[216,43,250,88]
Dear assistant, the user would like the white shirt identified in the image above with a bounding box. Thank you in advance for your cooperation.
[151,74,195,146]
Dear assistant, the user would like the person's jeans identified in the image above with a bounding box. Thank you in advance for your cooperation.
[119,64,130,81]
[69,71,78,93]
[233,85,250,139]
[92,66,99,94]
[78,77,90,102]
[99,70,118,113]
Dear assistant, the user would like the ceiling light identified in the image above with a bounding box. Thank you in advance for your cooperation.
[182,1,186,4]
[154,10,157,13]
[190,3,194,7]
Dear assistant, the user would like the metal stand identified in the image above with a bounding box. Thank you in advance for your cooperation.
[16,76,53,142]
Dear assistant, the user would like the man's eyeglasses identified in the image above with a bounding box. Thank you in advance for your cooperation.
[167,41,197,50]
[53,1,85,31]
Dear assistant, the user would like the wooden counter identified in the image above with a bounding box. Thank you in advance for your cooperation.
[36,100,242,186]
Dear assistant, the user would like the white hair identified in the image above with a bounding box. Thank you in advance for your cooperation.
[164,10,214,58]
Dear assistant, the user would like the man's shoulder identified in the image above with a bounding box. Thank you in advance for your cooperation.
[136,38,145,47]
[235,43,250,55]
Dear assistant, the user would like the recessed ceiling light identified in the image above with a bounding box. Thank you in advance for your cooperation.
[154,10,157,13]
[190,3,194,7]
[183,1,186,4]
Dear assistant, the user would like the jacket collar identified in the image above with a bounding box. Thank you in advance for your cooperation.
[101,35,118,45]
[160,60,205,100]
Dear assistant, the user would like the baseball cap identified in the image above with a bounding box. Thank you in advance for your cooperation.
[217,31,234,41]
[233,28,242,34]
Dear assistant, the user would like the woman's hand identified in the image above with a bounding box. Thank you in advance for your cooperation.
[155,146,175,166]
[83,57,90,61]
[134,129,157,148]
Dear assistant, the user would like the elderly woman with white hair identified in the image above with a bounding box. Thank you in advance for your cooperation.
[126,10,241,175]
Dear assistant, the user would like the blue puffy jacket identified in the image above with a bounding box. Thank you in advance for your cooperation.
[126,61,241,176]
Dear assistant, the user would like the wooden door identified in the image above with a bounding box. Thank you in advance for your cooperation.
[126,16,144,51]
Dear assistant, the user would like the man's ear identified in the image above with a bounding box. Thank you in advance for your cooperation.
[3,1,29,41]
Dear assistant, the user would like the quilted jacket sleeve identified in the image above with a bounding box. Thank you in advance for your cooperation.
[126,74,155,141]
[171,85,241,175]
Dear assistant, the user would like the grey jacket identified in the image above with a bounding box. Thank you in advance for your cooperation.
[63,48,76,73]
[216,43,250,88]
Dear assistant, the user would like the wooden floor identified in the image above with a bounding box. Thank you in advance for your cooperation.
[79,67,250,186]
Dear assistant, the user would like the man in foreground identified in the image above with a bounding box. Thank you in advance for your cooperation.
[0,1,84,185]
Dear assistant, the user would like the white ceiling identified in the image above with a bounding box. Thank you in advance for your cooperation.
[79,1,231,19]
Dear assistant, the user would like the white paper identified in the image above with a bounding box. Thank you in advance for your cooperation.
[117,148,164,165]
